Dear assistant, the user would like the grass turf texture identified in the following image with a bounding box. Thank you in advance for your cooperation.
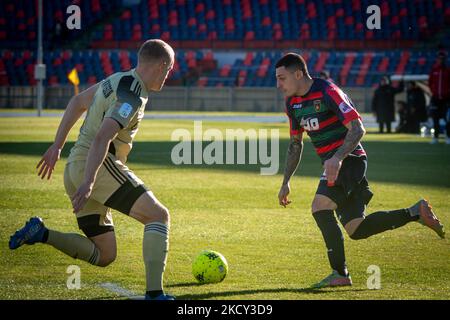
[0,115,449,300]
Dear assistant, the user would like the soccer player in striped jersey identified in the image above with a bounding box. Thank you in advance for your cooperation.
[9,39,175,300]
[275,53,445,288]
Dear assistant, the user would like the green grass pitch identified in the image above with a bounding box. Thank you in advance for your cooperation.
[0,114,449,300]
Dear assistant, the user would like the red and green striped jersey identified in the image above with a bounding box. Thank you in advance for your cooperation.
[285,78,366,162]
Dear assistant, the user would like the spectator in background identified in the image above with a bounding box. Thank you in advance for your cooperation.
[395,101,409,133]
[406,81,427,134]
[428,50,450,144]
[371,76,404,133]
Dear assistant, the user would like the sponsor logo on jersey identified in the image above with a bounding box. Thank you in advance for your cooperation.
[293,103,302,109]
[339,102,352,114]
[118,103,133,118]
[314,100,321,111]
[102,79,113,98]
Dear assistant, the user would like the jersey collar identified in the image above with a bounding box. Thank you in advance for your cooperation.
[132,68,149,97]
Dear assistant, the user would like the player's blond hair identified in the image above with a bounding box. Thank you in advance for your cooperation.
[138,39,174,65]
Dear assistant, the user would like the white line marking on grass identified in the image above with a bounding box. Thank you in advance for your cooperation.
[98,282,144,300]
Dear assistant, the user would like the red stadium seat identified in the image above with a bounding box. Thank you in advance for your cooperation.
[206,10,215,20]
[395,51,410,74]
[187,59,197,68]
[14,58,23,67]
[119,51,131,70]
[208,31,217,40]
[132,25,142,41]
[16,10,25,19]
[121,10,131,20]
[204,51,214,61]
[345,16,354,25]
[27,31,36,40]
[278,0,288,11]
[356,52,373,86]
[48,75,59,86]
[197,77,208,87]
[219,64,231,77]
[315,52,329,72]
[87,76,97,85]
[76,63,84,72]
[381,2,390,15]
[161,31,170,41]
[169,11,178,27]
[377,57,389,72]
[244,31,255,41]
[91,0,101,13]
[352,1,361,10]
[243,52,254,66]
[225,17,235,31]
[262,16,271,27]
[151,24,161,32]
[2,50,13,60]
[418,57,426,66]
[53,58,62,66]
[195,2,205,13]
[274,30,283,40]
[62,51,71,60]
[339,53,356,86]
[188,17,196,27]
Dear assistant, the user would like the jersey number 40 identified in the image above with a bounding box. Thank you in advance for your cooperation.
[303,118,319,131]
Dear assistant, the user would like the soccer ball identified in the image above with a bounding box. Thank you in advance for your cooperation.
[192,250,228,284]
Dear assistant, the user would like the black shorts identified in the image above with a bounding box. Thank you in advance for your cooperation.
[316,156,373,226]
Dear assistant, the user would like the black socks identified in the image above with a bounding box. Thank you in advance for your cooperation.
[313,210,348,277]
[351,209,419,240]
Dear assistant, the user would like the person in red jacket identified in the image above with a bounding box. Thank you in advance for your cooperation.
[428,50,450,144]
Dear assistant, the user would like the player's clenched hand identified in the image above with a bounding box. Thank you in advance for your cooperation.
[71,182,93,213]
[324,156,342,186]
[278,183,292,208]
[36,144,61,180]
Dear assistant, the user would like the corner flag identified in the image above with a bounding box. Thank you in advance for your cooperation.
[67,68,79,94]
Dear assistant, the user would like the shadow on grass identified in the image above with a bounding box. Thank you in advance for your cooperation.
[169,286,370,300]
[0,139,449,188]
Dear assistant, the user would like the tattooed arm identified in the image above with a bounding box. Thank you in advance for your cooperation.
[334,119,365,160]
[324,118,366,184]
[278,132,303,207]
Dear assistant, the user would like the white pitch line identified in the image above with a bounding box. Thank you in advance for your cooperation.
[98,282,144,300]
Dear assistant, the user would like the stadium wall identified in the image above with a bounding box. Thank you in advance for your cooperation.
[0,86,398,113]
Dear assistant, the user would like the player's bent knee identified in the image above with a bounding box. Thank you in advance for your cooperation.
[89,231,117,267]
[141,206,170,225]
[130,192,170,225]
[345,218,365,240]
[311,195,337,213]
[97,251,116,267]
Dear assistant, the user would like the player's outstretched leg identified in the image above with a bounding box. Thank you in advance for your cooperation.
[411,199,445,239]
[348,199,445,240]
[9,216,47,249]
[9,216,107,266]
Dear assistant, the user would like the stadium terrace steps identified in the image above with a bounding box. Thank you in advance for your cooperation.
[0,49,439,87]
[1,1,449,49]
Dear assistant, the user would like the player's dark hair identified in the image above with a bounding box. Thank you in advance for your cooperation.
[138,39,174,64]
[275,53,309,76]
